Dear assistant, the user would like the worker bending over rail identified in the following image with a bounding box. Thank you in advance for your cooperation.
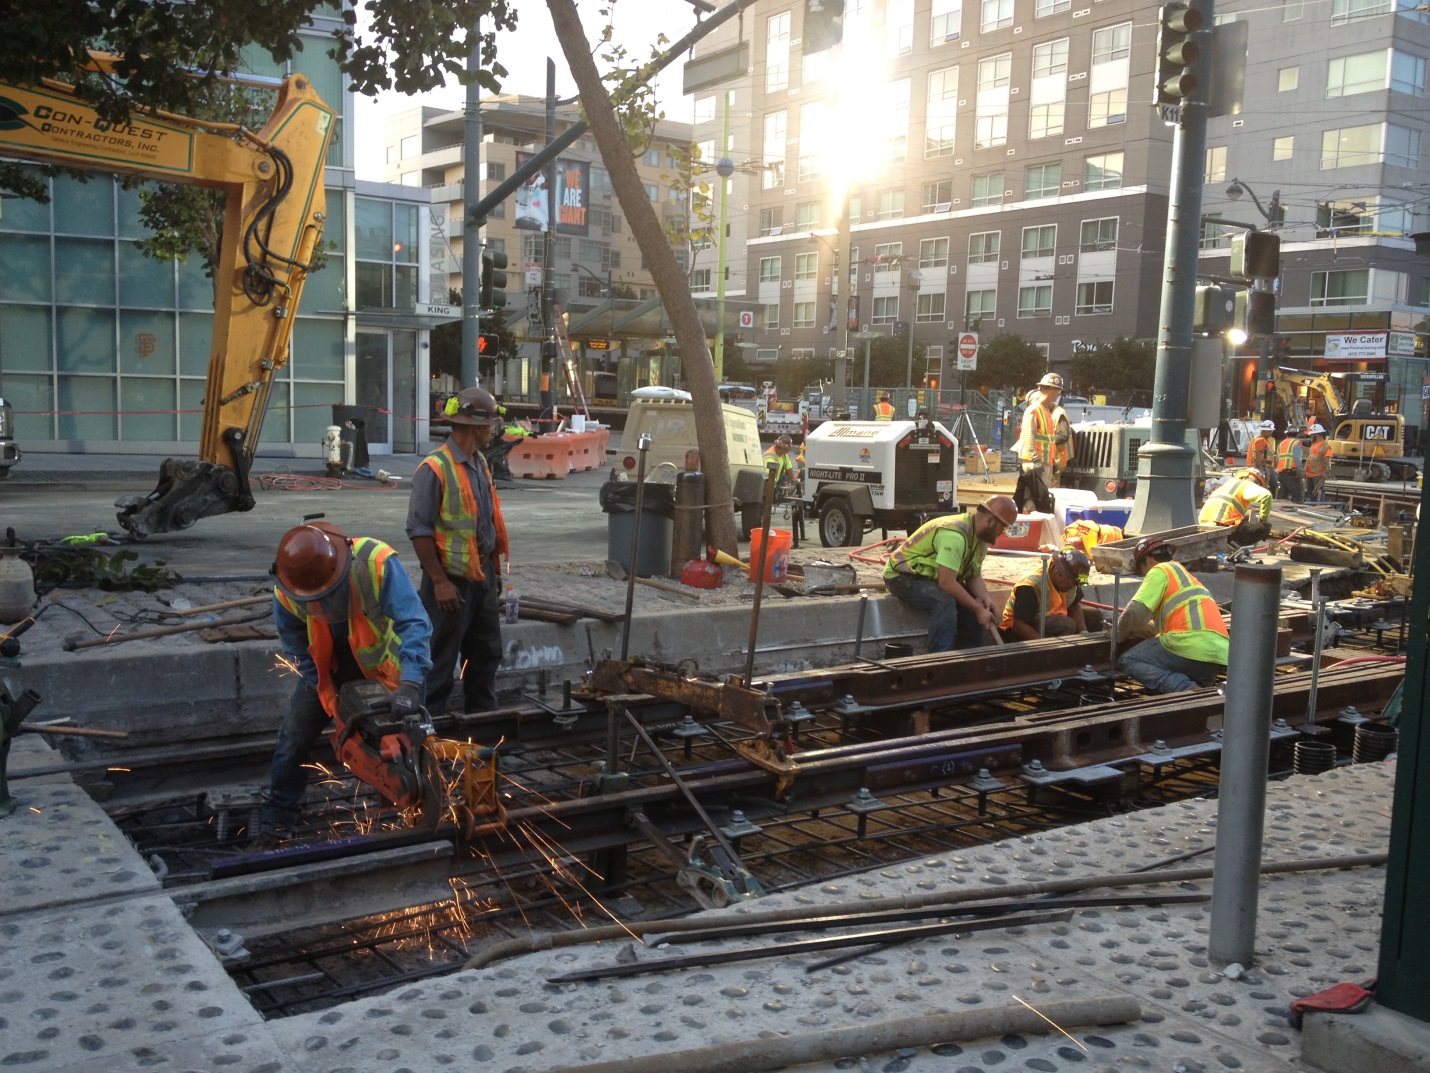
[1198,468,1273,548]
[999,549,1103,642]
[1115,537,1228,694]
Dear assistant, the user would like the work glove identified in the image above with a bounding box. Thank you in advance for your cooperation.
[1021,461,1039,474]
[392,680,422,718]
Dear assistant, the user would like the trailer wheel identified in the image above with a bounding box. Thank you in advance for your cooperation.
[818,497,858,547]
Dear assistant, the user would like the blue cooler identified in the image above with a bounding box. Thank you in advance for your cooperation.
[1068,497,1135,529]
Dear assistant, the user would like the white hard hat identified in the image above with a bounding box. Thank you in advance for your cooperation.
[1260,420,1275,430]
[1038,373,1065,390]
[1307,424,1326,435]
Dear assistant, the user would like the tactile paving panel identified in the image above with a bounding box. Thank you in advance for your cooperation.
[261,763,1394,1073]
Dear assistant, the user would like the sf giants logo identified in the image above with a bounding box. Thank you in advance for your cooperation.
[135,333,157,359]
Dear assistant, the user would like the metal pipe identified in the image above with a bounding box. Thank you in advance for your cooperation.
[620,433,652,661]
[1038,552,1050,639]
[1304,568,1324,730]
[854,593,869,659]
[743,465,780,685]
[1209,562,1282,968]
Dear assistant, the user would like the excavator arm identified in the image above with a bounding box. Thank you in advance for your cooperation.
[0,54,335,535]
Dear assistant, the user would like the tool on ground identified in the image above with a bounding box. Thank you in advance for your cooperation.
[63,611,271,651]
[619,433,652,660]
[710,547,749,572]
[604,559,700,599]
[20,721,128,739]
[173,594,271,617]
[743,463,782,685]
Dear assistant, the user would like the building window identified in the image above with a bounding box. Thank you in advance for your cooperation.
[968,231,1001,263]
[1080,217,1118,251]
[1076,280,1114,314]
[1386,123,1421,167]
[400,134,419,158]
[966,288,997,320]
[886,77,912,163]
[976,110,1009,149]
[1274,136,1294,161]
[766,11,791,92]
[1022,224,1057,258]
[922,179,954,213]
[1310,268,1369,305]
[793,300,817,328]
[1029,103,1065,139]
[1037,0,1071,15]
[795,252,819,280]
[926,67,959,158]
[872,294,899,324]
[916,291,947,322]
[1018,285,1053,317]
[759,207,783,236]
[1283,0,1304,18]
[920,237,950,269]
[795,201,821,231]
[1088,89,1127,127]
[763,111,787,189]
[1084,152,1123,190]
[1204,145,1227,183]
[1320,123,1381,168]
[876,189,906,220]
[642,182,659,201]
[1025,163,1062,200]
[798,100,825,181]
[874,242,904,270]
[887,0,915,54]
[931,0,963,43]
[760,256,782,283]
[689,268,712,291]
[981,0,1014,32]
[694,95,716,123]
[1032,38,1069,77]
[764,303,781,329]
[1200,214,1229,249]
[1091,22,1132,64]
[1278,66,1299,91]
[1391,50,1427,95]
[1328,51,1387,97]
[978,52,1012,90]
[971,171,1005,206]
[1331,0,1392,25]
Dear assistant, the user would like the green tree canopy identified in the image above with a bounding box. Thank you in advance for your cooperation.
[978,334,1047,397]
[1069,336,1156,404]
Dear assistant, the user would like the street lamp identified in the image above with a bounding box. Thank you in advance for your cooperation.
[1224,178,1281,421]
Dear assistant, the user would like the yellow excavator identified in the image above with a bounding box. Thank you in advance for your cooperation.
[1271,369,1415,482]
[0,52,335,535]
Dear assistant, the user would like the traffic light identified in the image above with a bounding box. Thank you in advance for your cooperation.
[1230,231,1280,280]
[1193,284,1235,334]
[480,251,508,310]
[1232,289,1276,339]
[1274,335,1292,361]
[477,332,500,373]
[804,0,845,54]
[1155,3,1203,104]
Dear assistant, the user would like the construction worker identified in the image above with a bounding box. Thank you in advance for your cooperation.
[253,522,433,848]
[1061,519,1123,562]
[1246,420,1278,497]
[999,549,1101,642]
[1198,467,1274,547]
[406,386,510,718]
[1275,427,1304,503]
[872,391,896,421]
[763,434,797,496]
[1016,372,1065,511]
[1116,537,1229,694]
[883,495,1019,652]
[1303,424,1332,504]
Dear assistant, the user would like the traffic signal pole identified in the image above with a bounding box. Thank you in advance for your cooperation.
[539,60,560,432]
[1127,0,1212,535]
[460,21,484,392]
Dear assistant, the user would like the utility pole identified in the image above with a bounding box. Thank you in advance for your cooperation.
[1127,0,1213,534]
[460,20,483,391]
[538,60,560,432]
[713,94,731,382]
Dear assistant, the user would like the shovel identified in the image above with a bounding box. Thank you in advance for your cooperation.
[604,559,701,600]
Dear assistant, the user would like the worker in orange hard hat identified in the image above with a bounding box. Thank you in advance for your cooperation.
[883,495,1018,652]
[253,520,433,848]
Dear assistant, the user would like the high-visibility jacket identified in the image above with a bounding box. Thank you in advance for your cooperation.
[274,538,405,717]
[1145,561,1228,640]
[1062,520,1123,558]
[999,569,1070,632]
[1051,407,1073,469]
[763,446,795,484]
[1303,439,1333,479]
[1275,436,1301,473]
[1246,434,1274,470]
[872,401,895,421]
[1198,477,1273,528]
[883,513,984,583]
[1020,403,1057,465]
[418,441,509,581]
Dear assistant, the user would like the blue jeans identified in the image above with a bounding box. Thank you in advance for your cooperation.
[257,682,331,834]
[1118,637,1222,694]
[885,573,985,653]
[421,570,502,716]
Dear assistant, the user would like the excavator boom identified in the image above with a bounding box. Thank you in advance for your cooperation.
[0,55,335,534]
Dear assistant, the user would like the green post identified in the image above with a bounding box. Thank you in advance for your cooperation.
[713,93,731,382]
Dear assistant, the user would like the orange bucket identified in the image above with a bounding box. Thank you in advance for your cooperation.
[748,528,792,582]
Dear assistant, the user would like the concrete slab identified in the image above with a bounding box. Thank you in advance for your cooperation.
[1303,1002,1430,1073]
[0,782,158,914]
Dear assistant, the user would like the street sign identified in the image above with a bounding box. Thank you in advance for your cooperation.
[738,310,755,329]
[956,332,979,371]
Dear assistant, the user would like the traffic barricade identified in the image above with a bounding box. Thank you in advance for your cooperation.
[508,434,575,480]
[565,428,608,472]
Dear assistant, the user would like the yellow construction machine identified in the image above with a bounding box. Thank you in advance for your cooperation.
[1272,370,1415,482]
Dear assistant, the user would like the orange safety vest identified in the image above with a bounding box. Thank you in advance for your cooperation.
[873,401,895,421]
[1021,404,1057,464]
[274,538,405,717]
[1247,434,1274,469]
[1062,520,1123,557]
[1198,478,1270,528]
[999,569,1070,632]
[1303,439,1332,478]
[418,441,509,581]
[1149,561,1228,639]
[1275,436,1300,473]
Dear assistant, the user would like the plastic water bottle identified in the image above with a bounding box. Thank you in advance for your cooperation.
[503,584,520,624]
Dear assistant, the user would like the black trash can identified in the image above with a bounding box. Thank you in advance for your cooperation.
[600,480,675,578]
[332,405,372,471]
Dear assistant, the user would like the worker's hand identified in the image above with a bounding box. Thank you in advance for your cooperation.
[392,681,422,717]
[433,576,463,614]
[1021,461,1039,474]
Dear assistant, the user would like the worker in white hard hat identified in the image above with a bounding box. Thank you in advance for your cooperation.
[1303,424,1332,504]
[1015,372,1066,513]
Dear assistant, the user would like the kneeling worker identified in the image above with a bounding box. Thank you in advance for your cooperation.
[253,522,433,848]
[1198,467,1273,547]
[999,549,1102,641]
[1115,537,1228,694]
[883,495,1018,652]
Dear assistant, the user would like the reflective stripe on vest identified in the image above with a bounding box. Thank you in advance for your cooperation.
[873,402,895,421]
[274,538,404,716]
[1154,562,1227,638]
[887,513,980,581]
[1025,405,1056,464]
[1247,436,1271,468]
[420,442,484,580]
[1276,437,1299,472]
[1000,569,1069,631]
[1304,440,1332,478]
[1063,520,1120,556]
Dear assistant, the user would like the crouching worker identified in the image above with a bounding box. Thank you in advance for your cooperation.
[251,522,433,849]
[999,549,1103,641]
[883,495,1018,652]
[1115,537,1228,695]
[1198,468,1273,548]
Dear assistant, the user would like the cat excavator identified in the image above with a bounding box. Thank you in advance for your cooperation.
[1271,370,1416,482]
[0,52,336,535]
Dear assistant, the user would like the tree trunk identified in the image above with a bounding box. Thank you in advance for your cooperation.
[546,0,739,555]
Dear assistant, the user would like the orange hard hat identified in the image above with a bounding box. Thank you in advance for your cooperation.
[1132,536,1173,567]
[274,522,351,601]
[978,495,1019,527]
